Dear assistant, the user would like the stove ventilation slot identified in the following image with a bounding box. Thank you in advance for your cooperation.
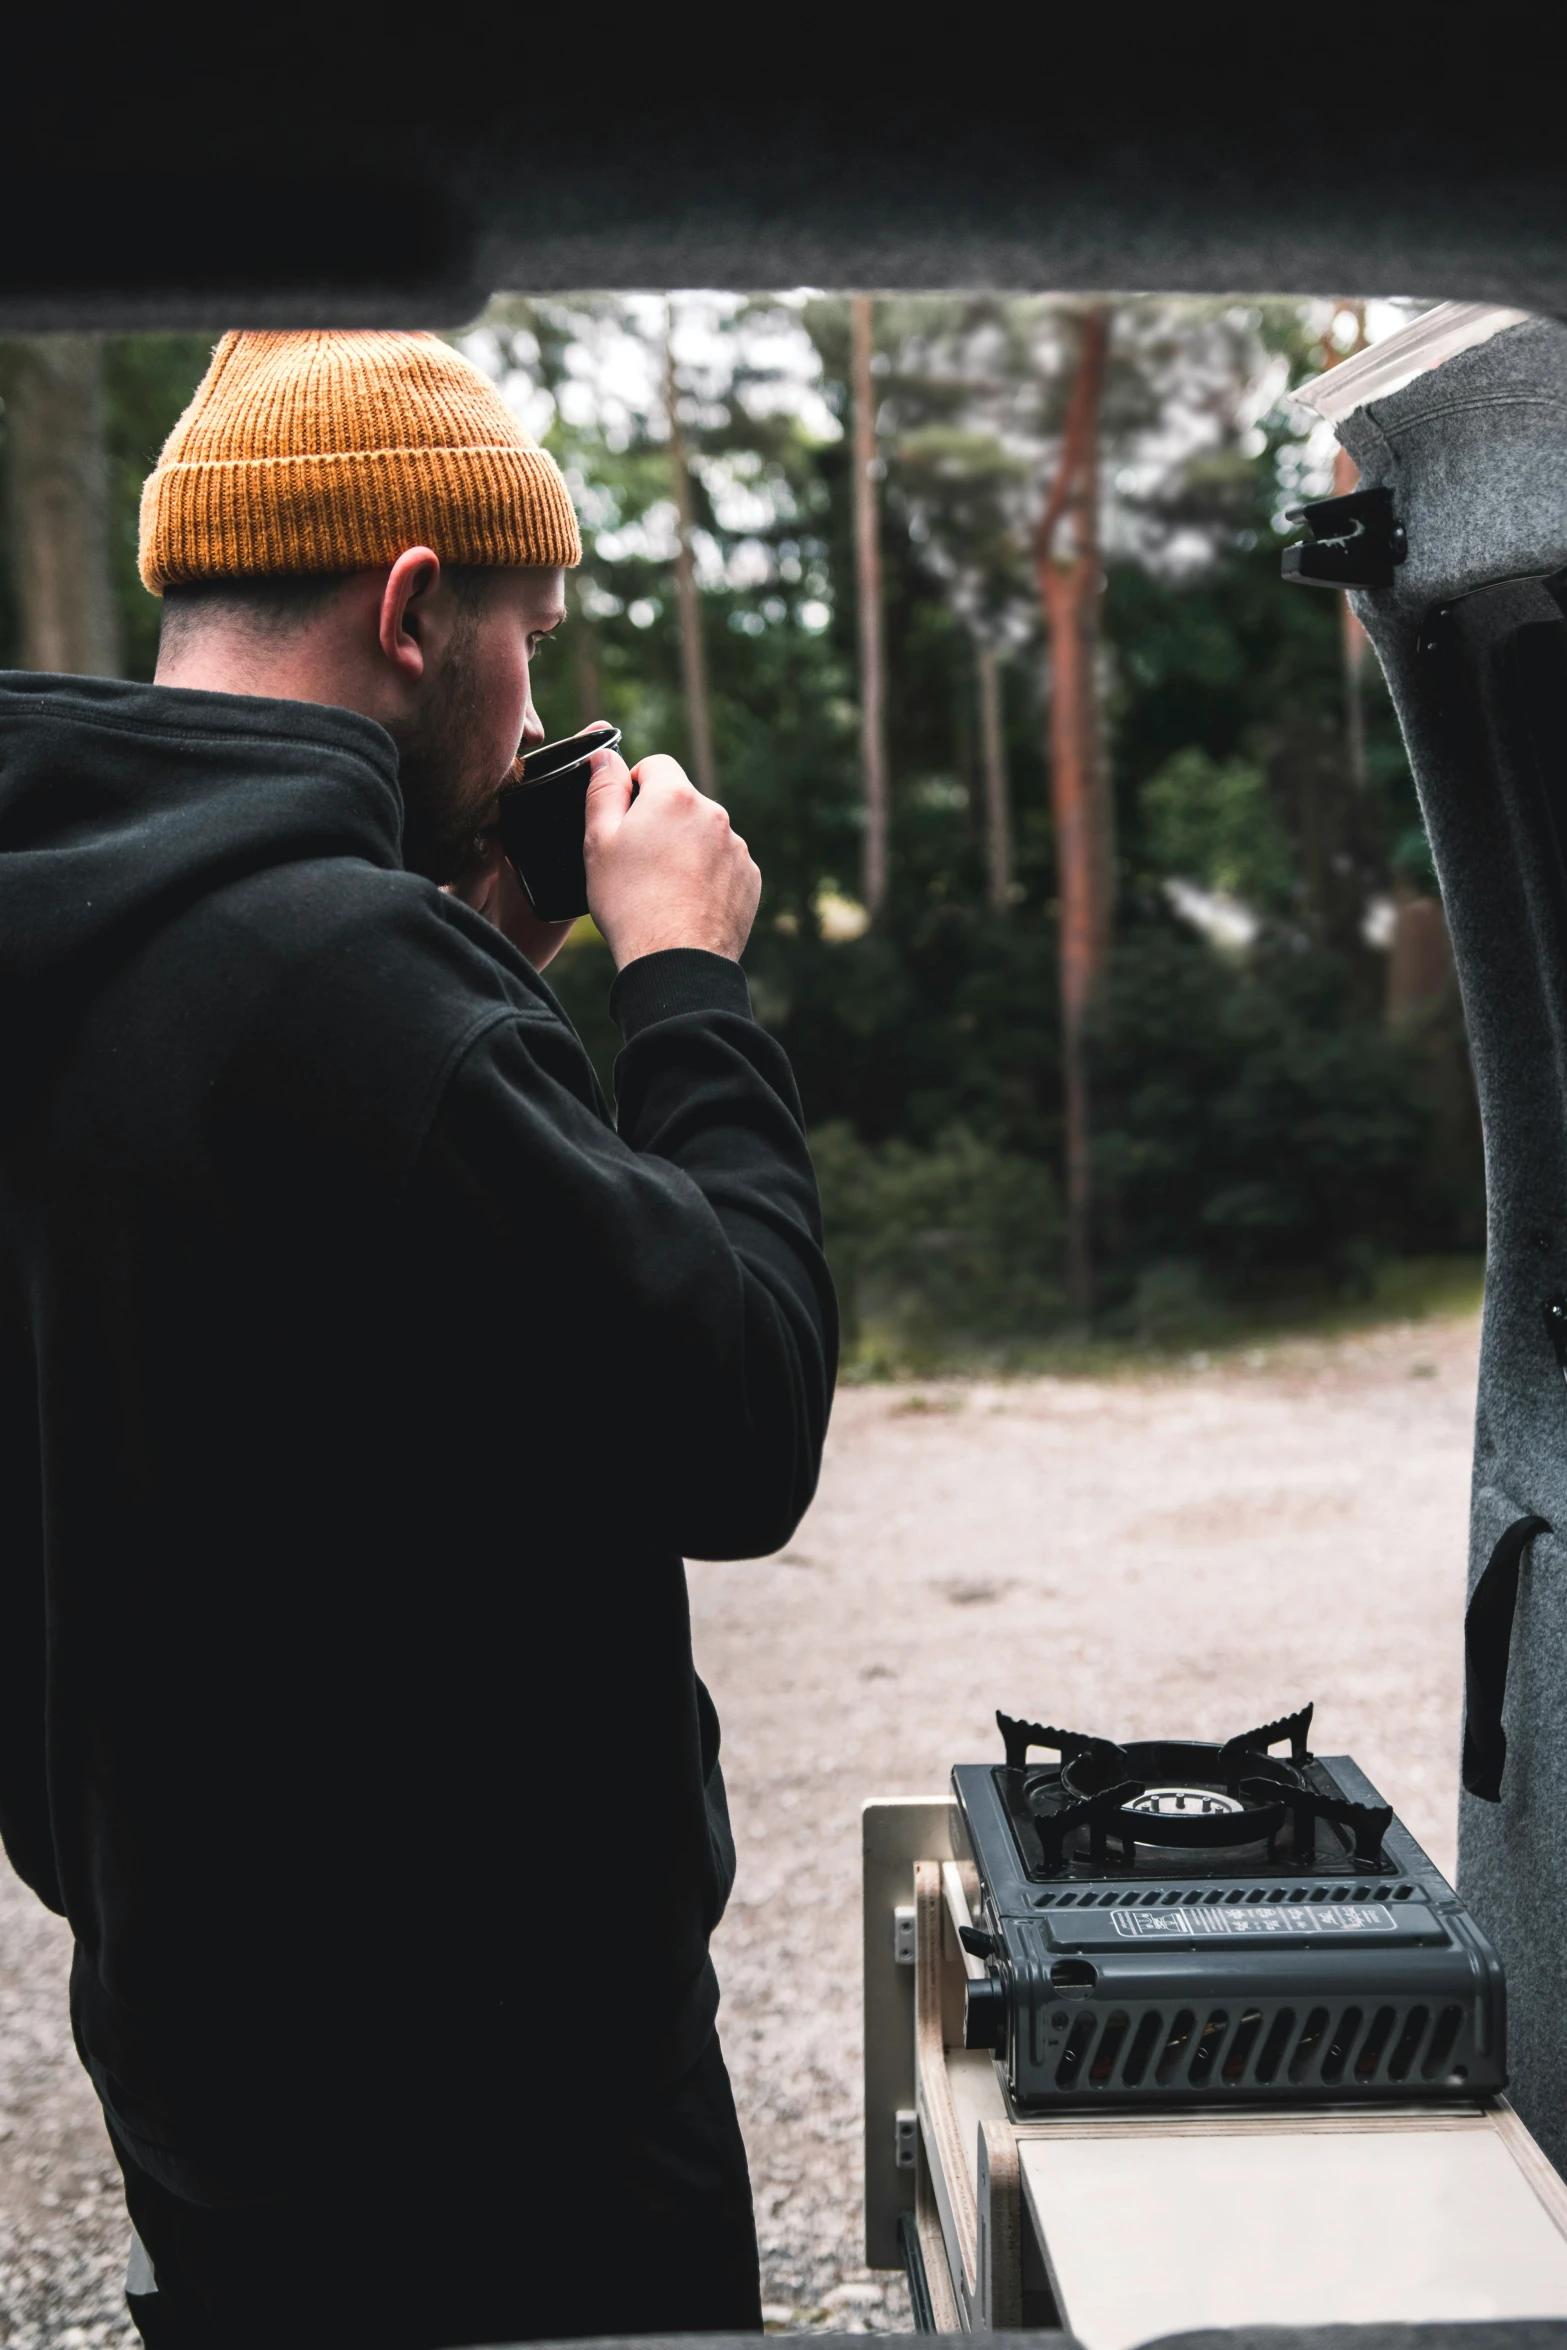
[1387,2005,1429,2081]
[1121,2011,1164,2085]
[1030,1882,1416,1906]
[1253,2008,1296,2083]
[1288,2007,1331,2080]
[1222,2008,1264,2081]
[1054,2012,1098,2088]
[1155,2010,1196,2084]
[1047,1998,1460,2094]
[1188,2010,1230,2085]
[1088,2012,1130,2082]
[1355,2005,1399,2078]
[1423,2004,1465,2080]
[1320,2006,1363,2083]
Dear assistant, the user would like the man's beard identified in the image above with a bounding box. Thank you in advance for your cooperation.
[389,618,503,886]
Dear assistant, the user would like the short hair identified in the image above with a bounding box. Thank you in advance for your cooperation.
[157,564,500,647]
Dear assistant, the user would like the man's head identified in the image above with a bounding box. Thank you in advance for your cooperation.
[140,331,579,883]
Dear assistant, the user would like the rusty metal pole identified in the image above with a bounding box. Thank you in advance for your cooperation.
[664,312,719,799]
[851,295,890,919]
[1035,307,1112,1316]
[977,639,1013,912]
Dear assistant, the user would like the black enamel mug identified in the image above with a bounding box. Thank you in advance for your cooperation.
[496,722,623,922]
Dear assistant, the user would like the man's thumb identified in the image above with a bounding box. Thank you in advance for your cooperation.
[583,748,634,843]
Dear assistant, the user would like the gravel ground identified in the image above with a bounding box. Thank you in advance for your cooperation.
[1,1313,1480,2344]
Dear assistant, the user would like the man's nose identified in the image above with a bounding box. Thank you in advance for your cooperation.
[519,694,546,751]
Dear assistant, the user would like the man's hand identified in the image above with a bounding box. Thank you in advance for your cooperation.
[585,749,761,969]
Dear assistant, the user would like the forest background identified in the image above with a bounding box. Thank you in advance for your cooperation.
[0,298,1483,1368]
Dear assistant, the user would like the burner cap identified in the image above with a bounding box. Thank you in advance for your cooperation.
[1127,1785,1245,1818]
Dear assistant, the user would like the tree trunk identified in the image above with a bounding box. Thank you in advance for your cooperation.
[851,294,890,919]
[1033,306,1112,1315]
[664,315,718,799]
[1388,882,1455,1025]
[977,639,1013,912]
[3,335,122,677]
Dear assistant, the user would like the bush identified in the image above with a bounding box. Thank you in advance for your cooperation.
[550,909,1482,1357]
[1089,925,1481,1296]
[755,905,1063,1159]
[1141,746,1293,910]
[810,1121,1065,1348]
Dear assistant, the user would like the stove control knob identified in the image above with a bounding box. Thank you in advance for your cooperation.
[964,1969,1007,2052]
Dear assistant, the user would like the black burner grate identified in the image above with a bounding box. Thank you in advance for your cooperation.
[995,1703,1394,1877]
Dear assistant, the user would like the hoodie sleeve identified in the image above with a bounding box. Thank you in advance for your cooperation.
[407,948,837,1561]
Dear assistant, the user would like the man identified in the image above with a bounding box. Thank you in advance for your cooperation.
[0,330,836,2347]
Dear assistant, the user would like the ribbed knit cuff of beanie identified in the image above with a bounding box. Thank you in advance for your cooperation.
[138,331,582,592]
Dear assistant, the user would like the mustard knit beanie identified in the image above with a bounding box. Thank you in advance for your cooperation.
[138,330,581,592]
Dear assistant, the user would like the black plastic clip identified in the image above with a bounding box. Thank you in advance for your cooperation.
[1281,487,1407,591]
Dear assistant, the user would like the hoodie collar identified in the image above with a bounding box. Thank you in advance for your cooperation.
[0,672,408,1132]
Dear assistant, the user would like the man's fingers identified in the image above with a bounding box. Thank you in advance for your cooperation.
[629,753,696,803]
[583,747,634,842]
[585,739,761,966]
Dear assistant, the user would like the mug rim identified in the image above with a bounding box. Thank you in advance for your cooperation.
[515,721,622,788]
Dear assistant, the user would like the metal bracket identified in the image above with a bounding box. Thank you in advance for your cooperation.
[996,1710,1106,1769]
[893,1904,917,1966]
[1281,486,1407,591]
[1217,1700,1315,1770]
[894,2108,918,2170]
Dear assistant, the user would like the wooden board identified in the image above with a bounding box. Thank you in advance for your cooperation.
[861,1797,957,2268]
[868,1802,1567,2336]
[1018,2126,1567,2350]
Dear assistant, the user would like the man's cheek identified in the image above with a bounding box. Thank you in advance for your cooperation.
[486,653,532,767]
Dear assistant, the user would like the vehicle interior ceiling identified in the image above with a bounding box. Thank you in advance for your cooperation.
[8,25,1567,333]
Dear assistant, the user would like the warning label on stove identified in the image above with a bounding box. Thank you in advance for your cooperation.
[1110,1903,1398,1938]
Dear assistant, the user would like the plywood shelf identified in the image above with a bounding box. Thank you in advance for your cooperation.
[863,1796,1567,2344]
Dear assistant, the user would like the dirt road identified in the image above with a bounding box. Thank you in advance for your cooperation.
[0,1314,1480,2344]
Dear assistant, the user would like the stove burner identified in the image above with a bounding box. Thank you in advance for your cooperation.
[994,1702,1394,1875]
[951,1708,1506,2108]
[1128,1786,1244,1817]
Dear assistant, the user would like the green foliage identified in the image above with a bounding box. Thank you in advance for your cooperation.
[810,1120,1064,1348]
[753,905,1061,1157]
[1141,747,1293,909]
[1107,543,1423,894]
[0,302,1480,1360]
[1089,925,1475,1296]
[101,337,213,677]
[0,334,212,676]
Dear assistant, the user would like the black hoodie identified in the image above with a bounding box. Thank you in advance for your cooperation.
[0,674,835,2205]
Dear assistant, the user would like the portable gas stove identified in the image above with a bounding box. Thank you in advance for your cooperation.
[862,1702,1565,2341]
[955,1700,1505,2108]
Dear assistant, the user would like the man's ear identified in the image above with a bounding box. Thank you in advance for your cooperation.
[378,547,442,681]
